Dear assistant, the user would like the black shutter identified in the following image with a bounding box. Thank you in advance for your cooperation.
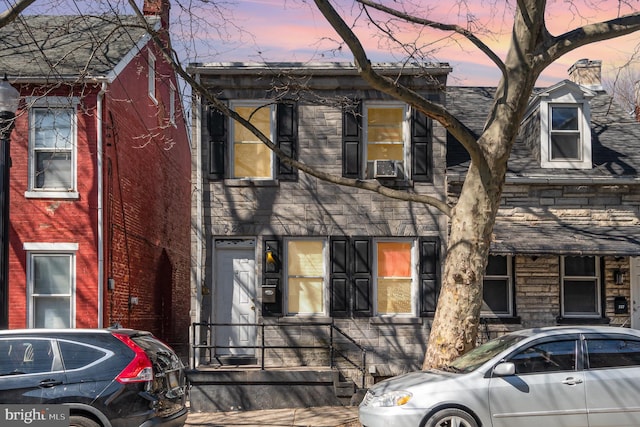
[352,237,372,316]
[411,108,432,182]
[262,237,283,316]
[276,103,298,181]
[330,237,350,317]
[419,237,440,316]
[208,107,227,179]
[342,101,362,178]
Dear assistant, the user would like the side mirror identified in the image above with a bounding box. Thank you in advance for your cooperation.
[493,362,515,377]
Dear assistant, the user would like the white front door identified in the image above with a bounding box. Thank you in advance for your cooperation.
[631,257,640,329]
[214,244,256,356]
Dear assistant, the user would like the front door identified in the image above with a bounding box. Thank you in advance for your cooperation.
[631,257,640,329]
[213,242,256,357]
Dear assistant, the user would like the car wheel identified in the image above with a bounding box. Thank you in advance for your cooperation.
[69,415,101,427]
[423,408,478,427]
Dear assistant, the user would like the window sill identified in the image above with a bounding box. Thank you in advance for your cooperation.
[480,316,522,324]
[556,316,610,325]
[25,191,79,200]
[274,316,332,325]
[224,179,279,187]
[370,317,422,325]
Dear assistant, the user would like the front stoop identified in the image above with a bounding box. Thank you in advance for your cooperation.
[187,368,359,412]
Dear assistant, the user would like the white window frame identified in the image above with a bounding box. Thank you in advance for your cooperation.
[24,242,78,328]
[372,238,418,317]
[363,102,410,179]
[148,51,157,104]
[169,82,176,126]
[540,96,592,169]
[283,238,328,316]
[229,101,275,180]
[561,256,601,318]
[25,97,79,200]
[481,255,513,318]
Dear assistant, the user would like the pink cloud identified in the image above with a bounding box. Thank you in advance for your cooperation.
[187,0,639,87]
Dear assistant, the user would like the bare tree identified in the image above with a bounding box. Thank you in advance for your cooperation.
[132,0,640,368]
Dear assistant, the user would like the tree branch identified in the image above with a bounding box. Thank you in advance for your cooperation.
[313,0,488,172]
[356,0,507,78]
[537,12,640,69]
[0,0,36,28]
[128,0,452,216]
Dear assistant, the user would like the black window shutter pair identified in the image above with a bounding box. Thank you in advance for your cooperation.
[341,101,433,181]
[207,103,298,180]
[330,236,441,318]
[330,237,372,317]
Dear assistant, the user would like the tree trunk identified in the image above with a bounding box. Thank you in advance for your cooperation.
[422,160,501,369]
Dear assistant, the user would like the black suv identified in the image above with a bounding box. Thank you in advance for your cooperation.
[0,328,188,427]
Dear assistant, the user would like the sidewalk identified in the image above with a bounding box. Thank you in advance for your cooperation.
[185,406,362,427]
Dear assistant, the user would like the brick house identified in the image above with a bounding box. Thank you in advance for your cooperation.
[188,60,640,409]
[447,59,640,340]
[0,0,191,354]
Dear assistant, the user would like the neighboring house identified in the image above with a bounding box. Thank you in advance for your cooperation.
[188,59,640,409]
[447,59,640,340]
[188,62,451,395]
[0,0,191,355]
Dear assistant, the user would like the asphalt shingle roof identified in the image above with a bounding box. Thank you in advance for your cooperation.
[446,85,640,180]
[0,14,156,80]
[446,85,640,255]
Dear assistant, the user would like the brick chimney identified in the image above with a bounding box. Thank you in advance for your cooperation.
[568,59,602,91]
[143,0,170,29]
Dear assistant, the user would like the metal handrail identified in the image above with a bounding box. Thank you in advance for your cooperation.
[191,321,367,388]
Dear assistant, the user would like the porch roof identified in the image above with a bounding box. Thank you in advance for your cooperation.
[490,223,640,256]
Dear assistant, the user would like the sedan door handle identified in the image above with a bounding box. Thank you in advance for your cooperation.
[562,377,583,386]
[39,379,63,388]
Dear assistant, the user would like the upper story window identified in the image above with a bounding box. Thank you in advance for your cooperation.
[231,102,274,179]
[148,51,157,103]
[538,84,593,169]
[365,104,407,179]
[27,97,79,199]
[561,256,601,318]
[208,102,298,182]
[482,255,513,317]
[343,101,432,182]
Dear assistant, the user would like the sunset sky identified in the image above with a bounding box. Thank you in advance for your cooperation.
[177,0,640,87]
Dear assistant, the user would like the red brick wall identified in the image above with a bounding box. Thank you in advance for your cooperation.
[8,85,101,328]
[103,43,191,354]
[5,41,191,358]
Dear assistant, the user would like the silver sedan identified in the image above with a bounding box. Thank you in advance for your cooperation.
[359,326,640,427]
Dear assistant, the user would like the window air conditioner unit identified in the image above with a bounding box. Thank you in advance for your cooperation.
[373,160,398,178]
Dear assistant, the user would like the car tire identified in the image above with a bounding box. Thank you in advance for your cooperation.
[423,408,478,427]
[69,415,101,427]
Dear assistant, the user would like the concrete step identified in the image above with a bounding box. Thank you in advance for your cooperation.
[187,367,358,412]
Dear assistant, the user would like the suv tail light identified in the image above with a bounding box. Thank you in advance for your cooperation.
[112,333,153,383]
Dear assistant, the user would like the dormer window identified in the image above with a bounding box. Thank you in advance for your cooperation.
[538,82,593,169]
[550,105,581,160]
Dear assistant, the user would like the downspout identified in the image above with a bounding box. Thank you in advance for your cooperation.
[192,73,202,368]
[97,82,107,328]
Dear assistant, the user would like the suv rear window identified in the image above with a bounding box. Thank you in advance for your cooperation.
[0,338,54,374]
[59,341,108,370]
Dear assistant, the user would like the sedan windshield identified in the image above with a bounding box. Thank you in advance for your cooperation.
[445,333,527,373]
